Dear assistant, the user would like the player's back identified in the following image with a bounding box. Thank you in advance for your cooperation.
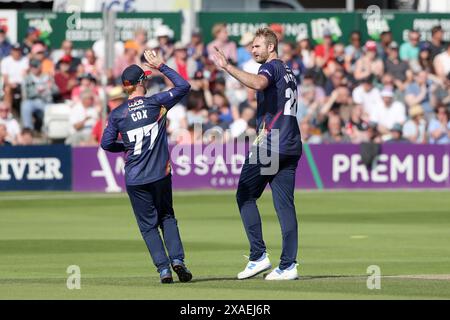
[101,63,190,186]
[110,96,171,186]
[256,59,302,156]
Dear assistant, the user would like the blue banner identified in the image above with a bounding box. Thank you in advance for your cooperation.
[0,145,72,191]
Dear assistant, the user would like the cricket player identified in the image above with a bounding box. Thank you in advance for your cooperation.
[101,50,192,284]
[214,28,302,280]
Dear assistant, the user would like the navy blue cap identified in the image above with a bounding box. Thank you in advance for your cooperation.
[121,64,152,86]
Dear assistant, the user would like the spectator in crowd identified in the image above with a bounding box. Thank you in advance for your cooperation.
[81,48,101,79]
[299,118,322,144]
[134,28,149,57]
[237,32,254,68]
[364,121,383,143]
[166,42,197,81]
[269,23,286,56]
[281,42,304,84]
[17,128,34,145]
[204,106,227,132]
[378,30,394,60]
[0,122,12,146]
[67,89,99,145]
[213,91,234,126]
[384,41,409,87]
[354,41,384,81]
[322,113,351,144]
[155,25,175,61]
[418,42,434,74]
[428,104,450,144]
[345,31,363,72]
[352,75,384,120]
[114,40,140,81]
[298,72,326,113]
[21,27,40,57]
[31,42,54,76]
[0,102,20,144]
[434,43,450,82]
[186,90,208,127]
[428,25,445,61]
[435,72,450,107]
[331,43,349,74]
[314,30,334,70]
[404,70,434,117]
[207,23,237,64]
[187,29,208,71]
[403,104,427,144]
[370,88,406,138]
[318,86,353,127]
[92,86,127,144]
[21,59,58,131]
[54,55,78,101]
[345,104,369,144]
[167,102,188,142]
[400,30,420,62]
[71,73,99,103]
[0,27,12,60]
[324,69,346,96]
[54,40,81,74]
[1,43,29,113]
[228,106,256,140]
[297,78,322,123]
[296,34,315,69]
[386,123,409,143]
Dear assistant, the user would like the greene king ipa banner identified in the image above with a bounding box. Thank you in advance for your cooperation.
[198,11,450,45]
[72,144,450,192]
[198,12,358,45]
[17,11,182,49]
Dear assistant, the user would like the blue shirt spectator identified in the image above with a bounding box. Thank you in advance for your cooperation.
[399,30,420,62]
[428,105,450,144]
[0,28,12,60]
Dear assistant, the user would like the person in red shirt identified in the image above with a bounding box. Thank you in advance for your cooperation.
[166,42,196,81]
[92,86,127,144]
[54,55,78,101]
[314,30,335,68]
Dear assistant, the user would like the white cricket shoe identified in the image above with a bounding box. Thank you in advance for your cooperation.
[237,253,272,280]
[265,264,299,280]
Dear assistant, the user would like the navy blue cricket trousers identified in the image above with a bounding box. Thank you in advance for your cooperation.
[126,175,185,273]
[236,150,301,270]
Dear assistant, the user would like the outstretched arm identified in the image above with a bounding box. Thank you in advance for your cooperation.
[213,47,268,91]
[143,50,191,109]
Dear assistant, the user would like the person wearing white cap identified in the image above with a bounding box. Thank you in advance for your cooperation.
[370,87,406,138]
[237,32,254,68]
[166,42,197,80]
[296,33,314,69]
[154,25,175,61]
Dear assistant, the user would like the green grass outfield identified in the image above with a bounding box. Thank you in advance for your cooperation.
[0,190,449,300]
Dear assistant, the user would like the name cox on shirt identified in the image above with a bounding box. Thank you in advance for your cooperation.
[128,99,149,122]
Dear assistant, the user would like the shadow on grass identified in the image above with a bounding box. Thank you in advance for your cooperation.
[187,274,367,283]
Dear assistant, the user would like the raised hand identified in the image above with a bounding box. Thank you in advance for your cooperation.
[213,46,229,71]
[144,50,164,70]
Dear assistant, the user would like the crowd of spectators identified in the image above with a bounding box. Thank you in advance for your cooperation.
[0,22,449,147]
